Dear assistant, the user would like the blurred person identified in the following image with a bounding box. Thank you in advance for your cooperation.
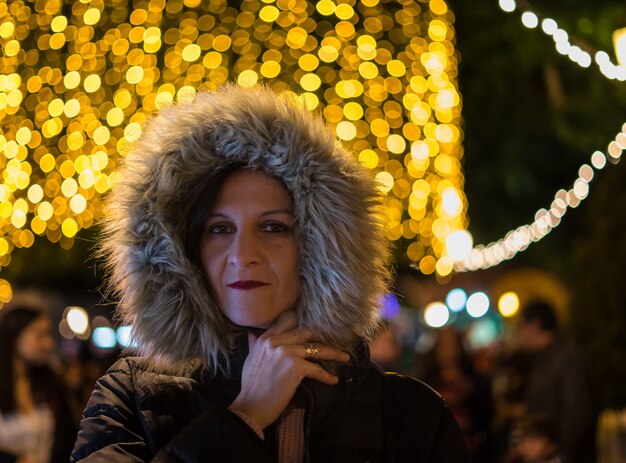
[491,348,531,461]
[515,300,596,463]
[0,305,77,463]
[503,413,568,463]
[416,327,494,462]
[71,84,469,462]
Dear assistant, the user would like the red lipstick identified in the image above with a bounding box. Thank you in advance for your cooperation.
[227,280,269,290]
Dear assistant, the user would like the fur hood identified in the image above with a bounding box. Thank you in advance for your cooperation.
[100,84,391,374]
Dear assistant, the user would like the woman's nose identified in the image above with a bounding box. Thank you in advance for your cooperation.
[228,230,262,266]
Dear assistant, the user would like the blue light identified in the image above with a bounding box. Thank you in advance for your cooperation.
[446,288,467,312]
[92,326,117,349]
[380,293,401,319]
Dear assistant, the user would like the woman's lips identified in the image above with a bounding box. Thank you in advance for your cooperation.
[227,280,270,290]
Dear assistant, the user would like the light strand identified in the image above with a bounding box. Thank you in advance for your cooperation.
[455,122,625,272]
[498,0,626,81]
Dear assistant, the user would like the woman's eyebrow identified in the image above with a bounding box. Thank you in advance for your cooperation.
[207,209,293,218]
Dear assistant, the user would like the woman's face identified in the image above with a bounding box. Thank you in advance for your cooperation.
[15,315,54,366]
[199,170,299,329]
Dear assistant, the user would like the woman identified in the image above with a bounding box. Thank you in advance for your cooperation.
[0,306,77,463]
[72,84,468,462]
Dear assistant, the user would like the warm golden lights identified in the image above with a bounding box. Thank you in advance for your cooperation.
[1,0,466,276]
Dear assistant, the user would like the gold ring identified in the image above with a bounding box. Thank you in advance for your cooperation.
[304,343,319,360]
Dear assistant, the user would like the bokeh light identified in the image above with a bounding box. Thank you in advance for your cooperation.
[445,287,467,312]
[92,326,116,349]
[498,291,520,317]
[0,0,465,275]
[466,291,490,318]
[423,301,449,328]
[65,306,88,335]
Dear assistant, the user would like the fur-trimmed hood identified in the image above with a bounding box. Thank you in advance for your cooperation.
[101,84,391,373]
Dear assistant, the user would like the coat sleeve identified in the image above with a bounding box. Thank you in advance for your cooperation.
[383,372,469,462]
[429,405,470,463]
[70,360,273,463]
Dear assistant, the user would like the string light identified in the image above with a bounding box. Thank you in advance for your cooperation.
[0,0,466,280]
[498,0,625,80]
[455,123,625,272]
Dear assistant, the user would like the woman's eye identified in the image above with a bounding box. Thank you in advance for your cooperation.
[207,223,232,234]
[263,222,290,233]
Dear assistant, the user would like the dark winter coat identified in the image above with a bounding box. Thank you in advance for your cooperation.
[71,341,468,462]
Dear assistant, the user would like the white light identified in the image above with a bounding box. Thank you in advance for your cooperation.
[498,0,516,13]
[441,187,462,217]
[595,51,611,66]
[553,29,569,45]
[116,325,134,348]
[446,229,473,261]
[555,40,571,56]
[579,52,592,68]
[66,306,89,335]
[591,151,606,169]
[573,179,589,199]
[424,302,449,328]
[446,288,467,312]
[92,326,117,349]
[466,292,490,318]
[578,164,594,182]
[541,18,558,35]
[521,12,538,29]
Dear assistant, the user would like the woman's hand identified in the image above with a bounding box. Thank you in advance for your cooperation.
[228,313,350,430]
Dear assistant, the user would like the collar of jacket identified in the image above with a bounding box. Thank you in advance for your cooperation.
[205,330,372,381]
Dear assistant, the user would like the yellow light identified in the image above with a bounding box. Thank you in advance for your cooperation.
[0,279,13,303]
[4,40,20,57]
[375,171,394,193]
[336,121,357,141]
[387,60,407,77]
[300,73,321,92]
[27,184,44,204]
[126,66,144,84]
[37,202,54,221]
[83,8,101,25]
[182,44,202,62]
[335,4,355,20]
[0,22,15,39]
[498,292,520,317]
[69,194,87,214]
[61,178,78,197]
[0,0,464,271]
[259,6,280,22]
[316,0,335,15]
[237,70,258,88]
[15,127,32,145]
[64,71,81,89]
[51,16,68,32]
[343,102,364,121]
[124,123,142,142]
[359,149,379,169]
[64,99,81,118]
[613,27,626,65]
[106,107,125,126]
[387,134,407,154]
[61,218,79,238]
[84,74,101,93]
